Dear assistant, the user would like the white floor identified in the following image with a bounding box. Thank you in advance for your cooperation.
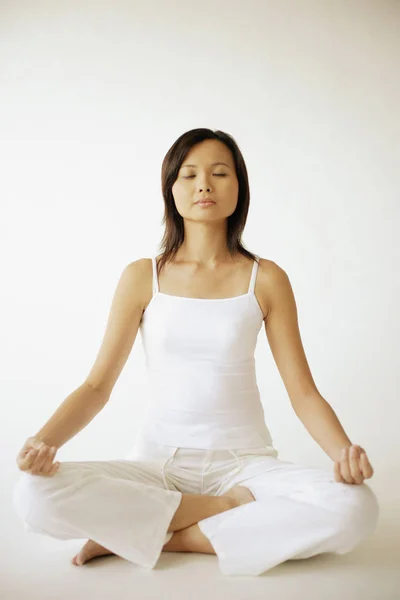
[2,472,399,600]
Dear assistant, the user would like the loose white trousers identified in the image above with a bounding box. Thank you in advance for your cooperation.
[13,441,379,576]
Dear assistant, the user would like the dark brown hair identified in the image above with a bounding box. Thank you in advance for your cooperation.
[157,128,258,275]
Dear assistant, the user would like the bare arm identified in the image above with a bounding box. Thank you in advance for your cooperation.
[259,259,352,462]
[34,259,148,449]
[33,382,109,448]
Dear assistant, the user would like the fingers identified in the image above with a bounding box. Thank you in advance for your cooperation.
[49,462,61,476]
[360,451,374,479]
[32,445,50,472]
[18,448,39,471]
[339,447,355,484]
[348,445,364,484]
[17,438,42,471]
[333,459,345,483]
[31,445,59,476]
[335,445,374,485]
[41,447,58,473]
[18,444,60,476]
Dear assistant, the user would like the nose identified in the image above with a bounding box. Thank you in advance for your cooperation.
[197,172,213,193]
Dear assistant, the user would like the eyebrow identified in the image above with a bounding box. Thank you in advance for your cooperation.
[180,162,231,169]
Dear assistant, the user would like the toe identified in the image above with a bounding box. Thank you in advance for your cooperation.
[71,554,81,566]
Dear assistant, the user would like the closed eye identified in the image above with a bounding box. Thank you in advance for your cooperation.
[183,174,227,178]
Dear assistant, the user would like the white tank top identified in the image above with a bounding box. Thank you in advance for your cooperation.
[132,254,276,451]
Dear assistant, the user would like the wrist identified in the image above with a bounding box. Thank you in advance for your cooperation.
[330,442,353,462]
[33,433,56,447]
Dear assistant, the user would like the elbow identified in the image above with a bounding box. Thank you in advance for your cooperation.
[290,390,326,412]
[84,381,111,406]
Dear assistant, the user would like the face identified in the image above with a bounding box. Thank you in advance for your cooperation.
[171,139,239,222]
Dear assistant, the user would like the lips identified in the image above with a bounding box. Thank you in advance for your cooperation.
[196,198,215,204]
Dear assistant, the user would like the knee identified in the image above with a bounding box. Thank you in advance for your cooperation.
[13,471,62,528]
[334,482,379,551]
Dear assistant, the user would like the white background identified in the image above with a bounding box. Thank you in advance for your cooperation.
[1,1,399,597]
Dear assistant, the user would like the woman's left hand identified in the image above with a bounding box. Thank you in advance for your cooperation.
[333,444,374,485]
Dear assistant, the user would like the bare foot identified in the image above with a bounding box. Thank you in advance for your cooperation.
[221,484,255,506]
[72,539,115,566]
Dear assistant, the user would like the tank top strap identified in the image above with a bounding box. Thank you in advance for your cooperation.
[151,256,159,294]
[248,255,260,294]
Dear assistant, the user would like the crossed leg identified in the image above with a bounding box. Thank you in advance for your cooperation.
[72,485,255,565]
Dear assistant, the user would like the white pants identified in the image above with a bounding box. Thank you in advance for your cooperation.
[13,441,379,576]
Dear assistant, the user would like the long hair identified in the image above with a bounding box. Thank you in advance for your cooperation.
[157,128,258,275]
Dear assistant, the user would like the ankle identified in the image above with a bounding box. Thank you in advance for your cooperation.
[221,495,237,511]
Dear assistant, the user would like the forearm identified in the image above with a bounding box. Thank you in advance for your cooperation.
[291,393,352,462]
[34,382,108,449]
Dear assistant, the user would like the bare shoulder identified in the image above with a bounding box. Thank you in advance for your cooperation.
[121,258,153,311]
[256,257,292,320]
[83,257,153,397]
[125,257,151,277]
[257,257,289,282]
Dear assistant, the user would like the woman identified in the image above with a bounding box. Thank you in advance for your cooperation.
[13,128,379,576]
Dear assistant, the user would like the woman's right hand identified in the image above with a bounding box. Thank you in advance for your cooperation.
[16,436,60,477]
